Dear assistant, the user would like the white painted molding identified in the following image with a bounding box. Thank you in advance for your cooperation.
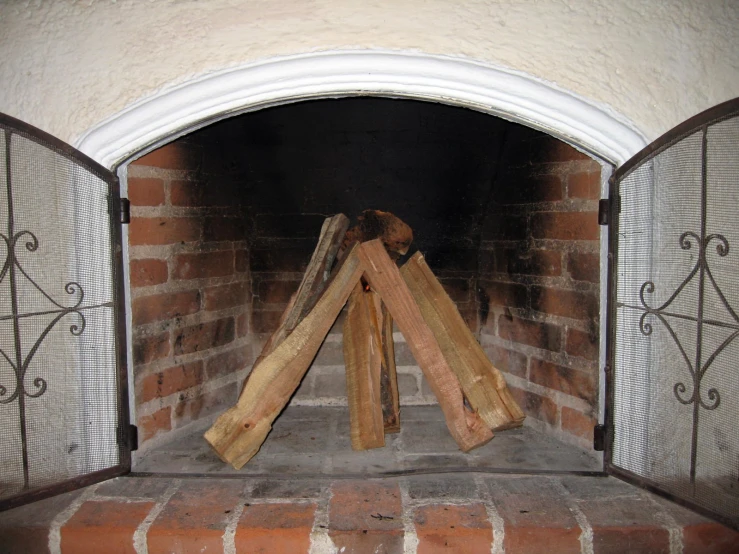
[75,50,647,168]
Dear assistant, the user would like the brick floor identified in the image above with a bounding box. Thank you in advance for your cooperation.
[0,475,736,554]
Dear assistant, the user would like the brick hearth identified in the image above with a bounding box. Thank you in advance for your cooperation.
[2,475,736,553]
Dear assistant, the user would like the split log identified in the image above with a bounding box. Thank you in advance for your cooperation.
[379,303,400,434]
[204,244,364,469]
[356,240,493,452]
[252,214,349,368]
[343,209,413,260]
[343,282,385,450]
[400,253,525,430]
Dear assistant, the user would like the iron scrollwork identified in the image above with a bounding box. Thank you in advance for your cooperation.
[629,126,738,484]
[1,128,111,491]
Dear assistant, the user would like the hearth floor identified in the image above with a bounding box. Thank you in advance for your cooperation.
[134,405,602,476]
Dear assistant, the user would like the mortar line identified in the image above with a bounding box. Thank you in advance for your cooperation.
[399,479,419,554]
[48,482,99,554]
[133,478,181,554]
[644,490,683,554]
[308,482,337,554]
[551,477,593,554]
[474,474,505,554]
[222,481,253,554]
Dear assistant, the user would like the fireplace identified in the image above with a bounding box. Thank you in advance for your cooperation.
[125,97,604,471]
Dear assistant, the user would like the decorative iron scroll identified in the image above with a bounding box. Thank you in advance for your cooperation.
[620,126,738,484]
[0,129,112,490]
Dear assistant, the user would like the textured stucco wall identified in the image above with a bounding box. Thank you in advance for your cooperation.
[0,0,737,152]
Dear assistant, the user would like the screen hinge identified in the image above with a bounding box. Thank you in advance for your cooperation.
[120,198,131,224]
[598,196,621,226]
[593,424,606,451]
[128,424,139,451]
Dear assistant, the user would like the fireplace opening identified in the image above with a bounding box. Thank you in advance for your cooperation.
[126,97,604,476]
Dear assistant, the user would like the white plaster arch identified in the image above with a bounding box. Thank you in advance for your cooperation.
[75,51,647,169]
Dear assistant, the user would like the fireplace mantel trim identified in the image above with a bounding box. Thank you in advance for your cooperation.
[74,50,646,169]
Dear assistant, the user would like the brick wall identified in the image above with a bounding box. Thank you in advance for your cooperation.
[128,140,254,451]
[478,128,602,449]
[126,99,603,453]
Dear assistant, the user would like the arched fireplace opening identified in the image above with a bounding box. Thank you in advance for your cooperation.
[126,96,605,475]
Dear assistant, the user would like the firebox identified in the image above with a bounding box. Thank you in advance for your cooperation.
[124,98,604,472]
[2,96,737,530]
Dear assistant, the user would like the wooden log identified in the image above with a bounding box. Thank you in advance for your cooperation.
[204,244,364,469]
[252,214,349,369]
[378,302,400,434]
[343,282,385,450]
[400,253,525,431]
[342,209,413,260]
[356,240,493,452]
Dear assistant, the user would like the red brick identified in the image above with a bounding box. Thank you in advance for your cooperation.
[531,211,599,241]
[204,281,251,312]
[478,280,528,309]
[173,382,238,428]
[138,361,204,403]
[496,173,563,204]
[530,359,596,404]
[235,503,316,554]
[130,258,168,288]
[439,278,472,303]
[0,489,85,553]
[459,308,479,334]
[256,279,300,305]
[481,215,528,241]
[329,481,403,554]
[488,477,581,554]
[683,522,739,553]
[565,327,599,361]
[568,170,601,199]
[250,247,314,272]
[495,248,562,277]
[206,346,250,379]
[147,480,240,554]
[173,317,235,355]
[531,286,598,321]
[546,139,594,163]
[138,406,171,443]
[568,251,600,283]
[509,387,558,425]
[236,312,249,337]
[250,309,285,334]
[172,250,235,280]
[128,177,165,206]
[414,503,493,554]
[133,331,171,365]
[235,249,249,272]
[591,526,669,554]
[483,344,528,379]
[203,217,246,242]
[61,500,154,554]
[134,141,201,171]
[132,290,201,326]
[562,407,597,440]
[498,315,562,352]
[129,217,200,246]
[576,492,670,554]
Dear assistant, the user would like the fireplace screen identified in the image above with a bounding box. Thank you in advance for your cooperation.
[608,99,739,527]
[0,115,128,509]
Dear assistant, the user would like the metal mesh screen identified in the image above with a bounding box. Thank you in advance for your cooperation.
[613,109,739,525]
[0,122,123,504]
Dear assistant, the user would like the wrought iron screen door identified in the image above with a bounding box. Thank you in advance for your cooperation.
[607,98,739,528]
[0,114,130,510]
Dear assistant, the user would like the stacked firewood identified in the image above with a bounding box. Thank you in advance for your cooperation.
[205,211,524,469]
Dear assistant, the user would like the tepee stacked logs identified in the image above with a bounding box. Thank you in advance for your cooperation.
[205,212,524,469]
